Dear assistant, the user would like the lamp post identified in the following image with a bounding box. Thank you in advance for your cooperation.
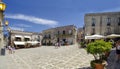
[0,0,6,56]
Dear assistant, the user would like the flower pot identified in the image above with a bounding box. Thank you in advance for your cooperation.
[95,63,104,69]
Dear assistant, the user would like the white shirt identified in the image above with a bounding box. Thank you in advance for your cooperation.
[117,45,120,50]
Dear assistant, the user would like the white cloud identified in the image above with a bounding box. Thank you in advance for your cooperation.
[10,26,24,31]
[13,24,32,28]
[5,14,58,27]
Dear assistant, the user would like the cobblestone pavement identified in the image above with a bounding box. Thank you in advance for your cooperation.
[1,44,94,69]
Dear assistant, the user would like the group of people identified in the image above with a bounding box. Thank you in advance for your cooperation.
[7,45,15,54]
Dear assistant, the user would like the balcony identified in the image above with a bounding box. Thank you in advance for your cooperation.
[107,23,111,26]
[55,34,73,37]
[92,23,95,26]
[43,36,51,39]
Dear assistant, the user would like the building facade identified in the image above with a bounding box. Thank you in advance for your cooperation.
[42,25,77,46]
[84,12,120,36]
[9,30,43,48]
[77,28,84,42]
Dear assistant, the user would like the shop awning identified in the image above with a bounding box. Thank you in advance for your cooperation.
[24,36,31,38]
[15,35,22,37]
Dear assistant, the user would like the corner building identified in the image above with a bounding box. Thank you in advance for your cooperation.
[42,25,77,46]
[84,12,120,36]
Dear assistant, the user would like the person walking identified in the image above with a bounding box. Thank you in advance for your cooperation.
[12,46,15,53]
[55,42,58,49]
[58,42,61,47]
[115,40,120,63]
[8,45,12,54]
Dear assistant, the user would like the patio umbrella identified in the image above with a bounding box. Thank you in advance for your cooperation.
[85,34,104,39]
[85,36,94,39]
[106,34,120,38]
[91,34,105,39]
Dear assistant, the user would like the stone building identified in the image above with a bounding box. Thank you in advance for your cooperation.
[42,25,77,46]
[77,28,84,42]
[9,30,43,48]
[84,12,120,36]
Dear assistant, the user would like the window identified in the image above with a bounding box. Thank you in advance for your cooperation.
[15,37,21,41]
[107,18,111,23]
[91,28,95,35]
[92,18,95,26]
[48,34,51,39]
[58,31,60,34]
[118,17,120,26]
[68,30,72,35]
[107,17,111,26]
[44,35,47,38]
[63,30,65,34]
[107,27,111,35]
[24,38,30,41]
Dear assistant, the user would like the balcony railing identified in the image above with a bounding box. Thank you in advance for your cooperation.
[55,34,73,37]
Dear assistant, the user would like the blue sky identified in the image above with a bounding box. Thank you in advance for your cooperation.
[3,0,120,32]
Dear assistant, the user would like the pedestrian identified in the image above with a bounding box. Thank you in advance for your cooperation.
[8,45,12,54]
[109,39,115,48]
[55,42,58,48]
[58,42,61,47]
[115,40,120,63]
[12,46,15,53]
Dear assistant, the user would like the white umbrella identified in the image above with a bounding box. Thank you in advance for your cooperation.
[106,34,120,38]
[85,36,94,39]
[91,34,105,39]
[85,34,104,39]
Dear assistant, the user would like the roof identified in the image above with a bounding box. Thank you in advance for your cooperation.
[85,11,120,16]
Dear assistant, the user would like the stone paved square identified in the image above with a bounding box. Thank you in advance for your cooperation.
[0,44,94,69]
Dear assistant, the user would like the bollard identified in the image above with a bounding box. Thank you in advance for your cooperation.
[1,48,5,56]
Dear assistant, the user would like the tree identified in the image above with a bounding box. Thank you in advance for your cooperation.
[86,40,112,61]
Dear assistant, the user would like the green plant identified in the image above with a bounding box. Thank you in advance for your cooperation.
[86,40,112,68]
[80,42,85,48]
[86,40,112,61]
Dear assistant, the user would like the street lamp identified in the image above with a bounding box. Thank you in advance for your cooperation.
[0,0,6,56]
[0,2,6,12]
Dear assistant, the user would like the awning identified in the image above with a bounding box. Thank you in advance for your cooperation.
[14,41,26,45]
[15,35,22,37]
[24,36,31,38]
[27,41,39,45]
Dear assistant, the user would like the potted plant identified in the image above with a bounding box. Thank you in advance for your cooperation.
[86,40,112,69]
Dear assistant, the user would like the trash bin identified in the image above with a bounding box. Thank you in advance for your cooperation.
[1,48,5,56]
